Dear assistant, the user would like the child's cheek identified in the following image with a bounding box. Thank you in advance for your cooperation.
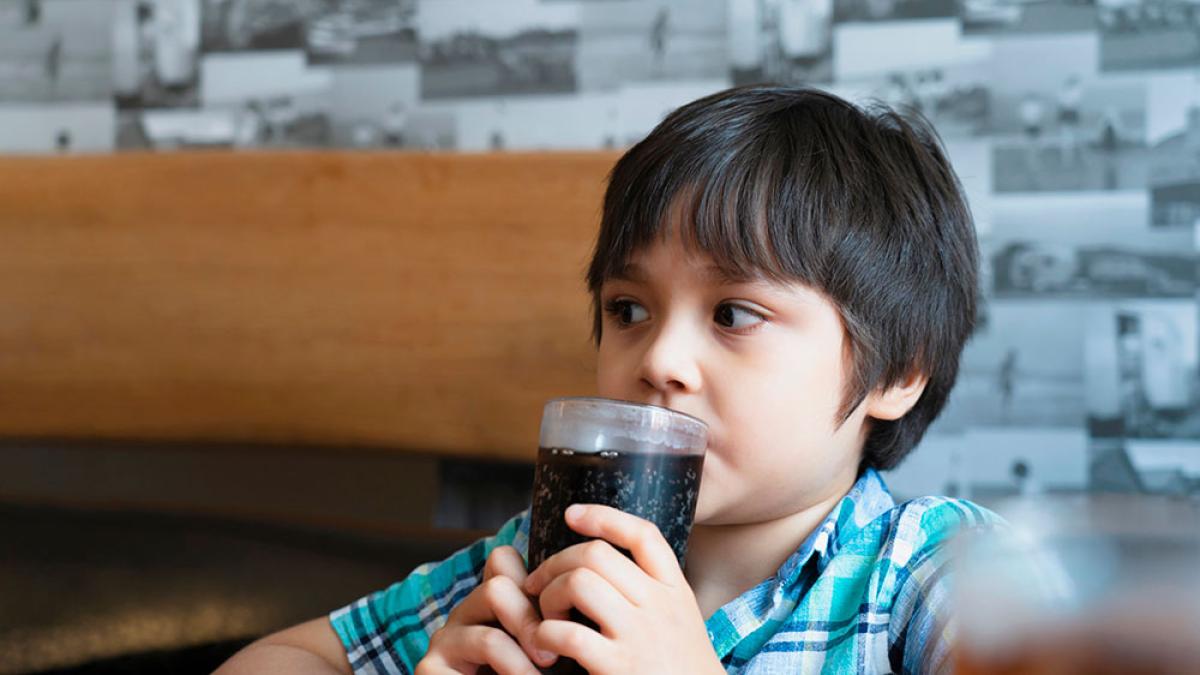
[692,460,725,523]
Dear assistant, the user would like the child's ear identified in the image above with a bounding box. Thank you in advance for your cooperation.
[864,370,929,421]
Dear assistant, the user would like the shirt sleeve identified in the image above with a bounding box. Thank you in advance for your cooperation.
[886,498,1004,675]
[328,509,530,675]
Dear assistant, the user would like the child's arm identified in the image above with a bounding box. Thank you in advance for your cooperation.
[218,509,535,674]
[214,617,352,674]
[213,546,548,675]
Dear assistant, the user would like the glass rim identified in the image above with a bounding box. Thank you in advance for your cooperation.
[544,396,709,430]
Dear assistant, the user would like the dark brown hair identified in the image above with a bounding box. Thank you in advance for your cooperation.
[585,85,979,471]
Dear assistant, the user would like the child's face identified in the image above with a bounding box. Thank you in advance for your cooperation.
[595,227,874,527]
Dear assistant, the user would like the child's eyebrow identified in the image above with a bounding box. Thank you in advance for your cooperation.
[611,263,764,286]
[607,263,651,283]
[702,265,763,285]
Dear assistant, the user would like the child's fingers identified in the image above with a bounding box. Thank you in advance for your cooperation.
[534,619,613,674]
[444,576,501,627]
[537,566,632,634]
[562,504,683,584]
[431,624,541,675]
[483,546,528,584]
[523,539,648,605]
[447,576,555,668]
[481,548,550,665]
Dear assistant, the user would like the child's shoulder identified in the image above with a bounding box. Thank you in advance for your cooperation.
[889,494,1006,530]
[870,494,1007,564]
[867,496,1006,674]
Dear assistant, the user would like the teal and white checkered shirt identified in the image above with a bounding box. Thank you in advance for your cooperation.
[329,468,1003,674]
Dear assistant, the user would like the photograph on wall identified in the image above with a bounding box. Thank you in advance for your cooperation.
[303,0,418,65]
[882,431,972,500]
[396,108,457,149]
[1150,179,1200,227]
[115,110,151,148]
[423,81,733,153]
[1085,299,1200,441]
[422,90,625,152]
[943,139,995,235]
[1099,0,1200,72]
[200,0,307,51]
[829,40,991,138]
[576,0,727,92]
[418,0,579,99]
[124,49,333,149]
[960,0,1097,36]
[729,0,834,86]
[1123,436,1200,493]
[992,242,1196,299]
[965,427,1090,497]
[120,107,240,148]
[988,191,1197,300]
[200,50,334,148]
[1146,72,1200,226]
[0,102,117,153]
[987,34,1155,193]
[113,0,202,110]
[833,0,957,23]
[1088,433,1200,496]
[0,0,118,105]
[325,63,420,147]
[615,79,732,145]
[937,295,1089,430]
[201,0,417,63]
[888,427,1087,501]
[1086,436,1144,491]
[830,17,964,82]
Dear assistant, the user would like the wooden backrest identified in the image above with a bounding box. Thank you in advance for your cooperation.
[0,151,619,461]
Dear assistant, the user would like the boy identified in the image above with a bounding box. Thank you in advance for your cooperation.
[216,85,1001,675]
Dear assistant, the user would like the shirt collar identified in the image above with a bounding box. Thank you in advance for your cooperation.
[702,468,896,661]
[517,468,895,581]
[776,467,896,581]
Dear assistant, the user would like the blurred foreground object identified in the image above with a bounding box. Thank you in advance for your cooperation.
[955,494,1200,674]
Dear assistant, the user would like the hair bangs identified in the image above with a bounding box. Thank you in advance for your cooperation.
[588,136,830,301]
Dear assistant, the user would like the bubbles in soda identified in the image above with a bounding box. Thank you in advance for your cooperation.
[529,446,703,569]
[527,446,704,675]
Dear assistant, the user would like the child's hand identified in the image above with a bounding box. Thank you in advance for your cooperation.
[522,504,725,675]
[415,545,554,675]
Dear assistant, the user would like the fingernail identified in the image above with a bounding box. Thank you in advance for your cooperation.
[565,504,583,520]
[537,650,556,663]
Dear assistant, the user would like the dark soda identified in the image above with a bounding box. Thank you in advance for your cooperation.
[529,446,705,569]
[528,446,704,675]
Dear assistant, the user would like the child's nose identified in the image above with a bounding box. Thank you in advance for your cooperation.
[637,320,702,396]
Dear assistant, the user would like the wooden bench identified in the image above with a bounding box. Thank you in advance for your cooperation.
[0,150,625,673]
[0,150,618,462]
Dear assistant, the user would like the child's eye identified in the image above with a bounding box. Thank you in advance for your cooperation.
[603,299,649,327]
[714,303,766,332]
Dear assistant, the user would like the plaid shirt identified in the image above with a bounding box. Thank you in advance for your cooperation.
[330,469,1003,674]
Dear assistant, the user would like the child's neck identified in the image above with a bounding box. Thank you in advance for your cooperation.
[684,485,853,620]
